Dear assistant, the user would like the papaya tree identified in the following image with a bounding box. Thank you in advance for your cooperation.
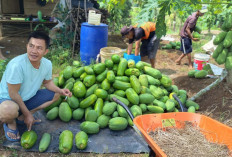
[136,0,232,87]
[203,5,216,33]
[135,0,159,24]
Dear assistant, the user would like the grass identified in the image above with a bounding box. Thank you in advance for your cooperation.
[179,67,188,72]
[9,149,18,157]
[192,33,214,56]
[160,50,168,56]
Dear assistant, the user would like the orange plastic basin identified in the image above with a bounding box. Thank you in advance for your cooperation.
[133,112,232,157]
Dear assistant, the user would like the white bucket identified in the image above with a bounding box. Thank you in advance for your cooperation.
[88,10,101,25]
[193,53,210,70]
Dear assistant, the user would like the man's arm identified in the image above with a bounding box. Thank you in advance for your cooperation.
[8,83,35,131]
[186,25,199,41]
[127,43,133,55]
[134,39,141,56]
[43,80,72,97]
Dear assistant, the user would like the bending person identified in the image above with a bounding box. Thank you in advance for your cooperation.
[121,22,160,68]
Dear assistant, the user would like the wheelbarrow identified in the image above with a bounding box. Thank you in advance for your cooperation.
[112,95,232,157]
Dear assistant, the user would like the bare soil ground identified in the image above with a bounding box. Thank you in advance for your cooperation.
[0,31,232,156]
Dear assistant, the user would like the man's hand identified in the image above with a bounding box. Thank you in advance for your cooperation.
[192,38,199,41]
[43,80,72,97]
[60,89,72,97]
[135,39,141,56]
[24,112,37,131]
[127,43,133,55]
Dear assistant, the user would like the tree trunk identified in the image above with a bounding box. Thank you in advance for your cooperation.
[208,25,211,33]
[227,69,232,87]
[173,12,176,32]
[179,20,183,34]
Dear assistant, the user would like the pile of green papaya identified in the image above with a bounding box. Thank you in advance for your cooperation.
[162,41,181,50]
[50,54,200,127]
[39,54,200,154]
[193,31,201,39]
[212,14,232,70]
[192,25,201,40]
[20,129,88,154]
[188,69,208,79]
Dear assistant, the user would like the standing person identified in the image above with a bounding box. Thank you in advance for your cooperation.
[0,31,72,142]
[175,9,207,68]
[120,22,160,68]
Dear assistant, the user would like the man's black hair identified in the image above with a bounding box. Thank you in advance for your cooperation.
[28,31,50,49]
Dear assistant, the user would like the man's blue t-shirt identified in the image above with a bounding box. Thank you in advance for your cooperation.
[0,53,52,101]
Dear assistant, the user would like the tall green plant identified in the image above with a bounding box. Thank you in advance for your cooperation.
[216,5,232,28]
[136,0,232,38]
[52,3,74,49]
[135,0,159,24]
[45,46,73,66]
[0,59,10,81]
[203,5,216,33]
[98,0,132,33]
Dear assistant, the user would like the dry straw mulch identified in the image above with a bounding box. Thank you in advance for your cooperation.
[149,121,231,157]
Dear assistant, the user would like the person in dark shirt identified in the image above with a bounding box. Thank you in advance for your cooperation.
[120,22,160,68]
[175,9,207,69]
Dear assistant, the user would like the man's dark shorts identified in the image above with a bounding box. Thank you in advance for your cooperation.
[140,34,160,59]
[180,37,192,54]
[0,89,55,114]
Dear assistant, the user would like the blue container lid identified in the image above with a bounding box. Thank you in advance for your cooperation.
[81,22,108,27]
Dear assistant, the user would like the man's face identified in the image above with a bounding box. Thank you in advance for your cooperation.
[124,31,134,39]
[198,11,205,16]
[26,37,48,63]
[199,12,204,16]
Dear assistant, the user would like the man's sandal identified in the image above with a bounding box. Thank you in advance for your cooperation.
[3,123,20,142]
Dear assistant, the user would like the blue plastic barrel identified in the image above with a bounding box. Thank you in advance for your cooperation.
[80,22,108,65]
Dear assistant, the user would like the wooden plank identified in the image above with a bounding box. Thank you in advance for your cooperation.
[1,0,20,14]
[24,9,54,16]
[0,0,2,14]
[24,2,56,9]
[0,23,2,37]
[24,0,58,16]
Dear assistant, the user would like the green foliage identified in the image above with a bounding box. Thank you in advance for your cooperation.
[136,0,232,38]
[156,6,167,39]
[45,47,73,67]
[135,0,158,24]
[216,5,232,28]
[0,59,10,81]
[156,0,199,38]
[34,24,50,34]
[133,0,148,7]
[52,2,74,49]
[98,0,132,33]
[130,7,141,25]
[202,5,216,32]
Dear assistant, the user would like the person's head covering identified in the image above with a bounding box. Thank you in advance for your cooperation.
[120,26,133,37]
[199,5,208,13]
[199,9,208,13]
